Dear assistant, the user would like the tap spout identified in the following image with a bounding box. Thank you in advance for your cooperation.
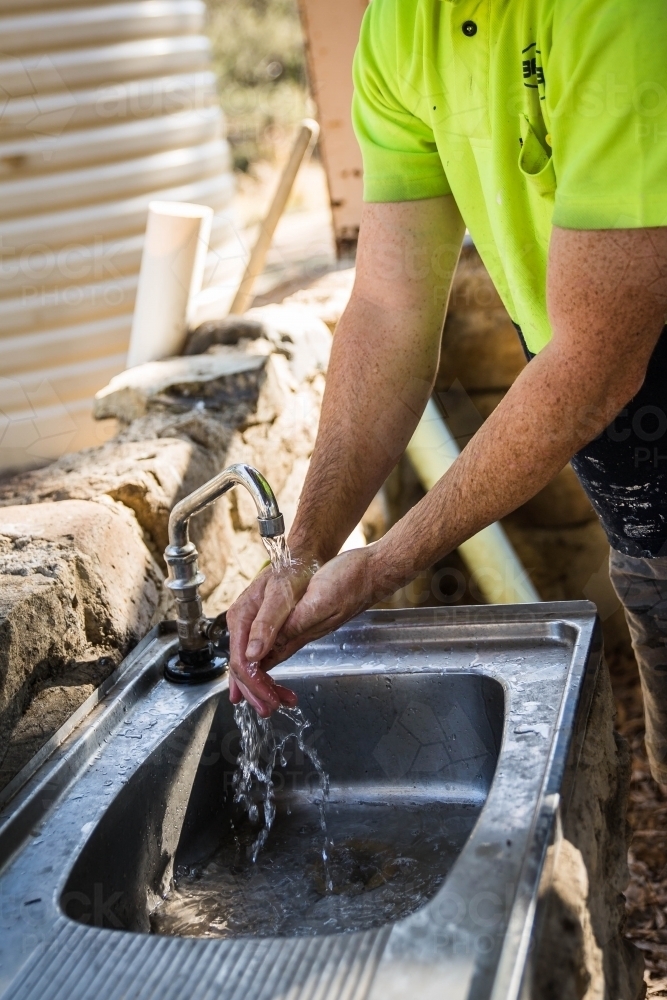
[168,463,284,550]
[163,463,285,684]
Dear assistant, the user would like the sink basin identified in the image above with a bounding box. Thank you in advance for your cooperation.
[65,670,503,939]
[0,603,601,1000]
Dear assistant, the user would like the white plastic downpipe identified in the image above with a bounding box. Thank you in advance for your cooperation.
[126,201,213,367]
[406,399,540,605]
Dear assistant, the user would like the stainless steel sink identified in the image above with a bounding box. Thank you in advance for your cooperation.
[0,603,601,1000]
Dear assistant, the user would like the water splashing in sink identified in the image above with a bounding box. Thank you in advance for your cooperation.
[232,702,331,883]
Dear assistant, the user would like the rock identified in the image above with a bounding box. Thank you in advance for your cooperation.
[186,303,334,384]
[531,661,645,1000]
[184,316,266,354]
[94,352,268,424]
[438,245,527,393]
[0,498,165,652]
[1,354,301,600]
[518,465,597,529]
[243,303,332,383]
[0,436,225,597]
[0,498,166,789]
[0,658,113,791]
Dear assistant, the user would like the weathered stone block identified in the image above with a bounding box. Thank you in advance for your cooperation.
[94,352,269,424]
[0,436,225,596]
[0,498,167,787]
[186,302,333,384]
[439,246,527,393]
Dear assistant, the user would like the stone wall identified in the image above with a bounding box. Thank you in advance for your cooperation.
[0,304,332,790]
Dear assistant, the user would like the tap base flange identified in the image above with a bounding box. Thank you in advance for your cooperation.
[164,653,228,684]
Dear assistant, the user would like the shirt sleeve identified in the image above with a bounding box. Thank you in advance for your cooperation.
[352,0,450,204]
[550,0,667,230]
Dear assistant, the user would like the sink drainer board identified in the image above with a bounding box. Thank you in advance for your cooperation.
[0,603,601,1000]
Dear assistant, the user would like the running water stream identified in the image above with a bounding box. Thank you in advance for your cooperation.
[232,701,331,881]
[232,533,332,879]
[261,532,291,572]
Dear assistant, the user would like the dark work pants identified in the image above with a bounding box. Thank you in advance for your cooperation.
[517,325,667,780]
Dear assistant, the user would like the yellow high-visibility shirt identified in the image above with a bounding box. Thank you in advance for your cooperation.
[352,0,667,352]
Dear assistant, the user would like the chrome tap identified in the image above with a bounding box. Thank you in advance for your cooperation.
[164,463,285,684]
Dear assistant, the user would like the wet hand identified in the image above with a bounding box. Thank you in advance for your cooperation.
[226,557,318,717]
[259,546,383,673]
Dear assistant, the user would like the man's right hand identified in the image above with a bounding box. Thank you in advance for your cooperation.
[226,197,465,715]
[226,556,317,716]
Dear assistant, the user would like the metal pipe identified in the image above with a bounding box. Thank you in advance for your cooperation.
[164,463,285,683]
[168,463,284,550]
[406,399,541,605]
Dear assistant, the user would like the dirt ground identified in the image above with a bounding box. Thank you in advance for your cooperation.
[611,651,667,998]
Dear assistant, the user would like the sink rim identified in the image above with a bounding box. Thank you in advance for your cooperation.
[0,601,601,1000]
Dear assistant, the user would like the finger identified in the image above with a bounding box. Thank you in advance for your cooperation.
[234,662,282,712]
[227,577,268,675]
[228,672,242,704]
[245,574,305,662]
[226,571,296,714]
[272,681,299,707]
[230,657,298,712]
[234,674,273,717]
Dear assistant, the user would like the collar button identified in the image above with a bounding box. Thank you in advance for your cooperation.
[462,20,478,36]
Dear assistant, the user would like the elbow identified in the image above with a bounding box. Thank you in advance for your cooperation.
[612,364,648,411]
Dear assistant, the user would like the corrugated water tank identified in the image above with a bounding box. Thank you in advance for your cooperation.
[0,0,235,473]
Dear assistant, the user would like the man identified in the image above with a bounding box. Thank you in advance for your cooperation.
[227,0,667,784]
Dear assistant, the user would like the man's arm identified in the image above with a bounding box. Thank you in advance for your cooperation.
[367,226,667,570]
[225,196,465,714]
[290,196,466,561]
[229,224,667,714]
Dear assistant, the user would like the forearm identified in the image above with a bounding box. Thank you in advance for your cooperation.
[372,225,667,589]
[289,197,465,563]
[372,341,630,582]
[289,296,440,561]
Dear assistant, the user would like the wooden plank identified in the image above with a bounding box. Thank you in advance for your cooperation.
[297,0,368,256]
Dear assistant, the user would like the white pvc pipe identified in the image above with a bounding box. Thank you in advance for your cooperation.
[126,200,213,368]
[406,399,541,605]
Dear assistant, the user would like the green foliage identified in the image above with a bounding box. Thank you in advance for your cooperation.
[204,0,309,170]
